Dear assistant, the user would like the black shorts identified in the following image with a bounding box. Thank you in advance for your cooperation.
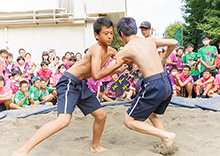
[127,72,172,121]
[56,72,102,116]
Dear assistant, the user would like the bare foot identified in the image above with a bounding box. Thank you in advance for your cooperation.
[12,151,27,156]
[90,146,107,153]
[162,132,176,148]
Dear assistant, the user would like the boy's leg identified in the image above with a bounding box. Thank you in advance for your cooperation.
[13,114,71,156]
[203,83,213,96]
[185,82,192,97]
[124,113,175,148]
[9,103,23,109]
[90,107,107,152]
[195,85,201,96]
[149,113,164,130]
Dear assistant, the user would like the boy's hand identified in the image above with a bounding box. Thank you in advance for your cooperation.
[208,89,214,94]
[25,92,29,98]
[161,58,167,66]
[213,50,218,56]
[117,64,128,73]
[114,56,124,68]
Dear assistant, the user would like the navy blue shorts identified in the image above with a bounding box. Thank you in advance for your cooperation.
[56,72,102,116]
[127,72,172,121]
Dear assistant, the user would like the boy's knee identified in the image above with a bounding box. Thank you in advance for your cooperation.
[123,114,134,130]
[57,115,71,127]
[95,111,107,122]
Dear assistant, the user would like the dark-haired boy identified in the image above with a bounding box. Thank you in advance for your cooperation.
[182,43,200,82]
[28,76,52,106]
[175,65,193,97]
[39,78,56,105]
[4,53,15,80]
[36,61,53,82]
[194,68,214,98]
[6,70,22,94]
[0,76,13,111]
[198,34,217,77]
[10,80,34,109]
[102,17,177,149]
[13,17,126,155]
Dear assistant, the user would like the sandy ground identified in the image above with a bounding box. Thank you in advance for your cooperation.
[1,105,220,156]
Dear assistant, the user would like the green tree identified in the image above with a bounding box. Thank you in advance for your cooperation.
[164,21,182,39]
[182,0,220,50]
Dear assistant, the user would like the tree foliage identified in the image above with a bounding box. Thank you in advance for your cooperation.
[164,21,182,39]
[182,0,220,50]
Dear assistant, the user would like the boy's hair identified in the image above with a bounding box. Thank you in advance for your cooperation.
[41,78,47,82]
[25,52,31,57]
[6,53,13,59]
[176,47,184,52]
[0,76,4,81]
[111,46,118,51]
[11,70,22,76]
[75,52,82,56]
[16,56,25,62]
[18,48,25,53]
[65,51,70,57]
[32,76,41,84]
[84,48,89,54]
[19,80,28,87]
[186,43,194,48]
[201,34,211,40]
[203,68,212,74]
[69,56,77,61]
[0,49,8,54]
[93,17,113,35]
[62,56,66,61]
[182,65,191,71]
[58,64,66,70]
[116,17,137,37]
[170,66,178,72]
[40,61,49,67]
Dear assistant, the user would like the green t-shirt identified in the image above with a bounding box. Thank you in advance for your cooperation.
[197,46,217,73]
[40,87,53,97]
[14,90,30,107]
[182,52,200,76]
[28,85,40,101]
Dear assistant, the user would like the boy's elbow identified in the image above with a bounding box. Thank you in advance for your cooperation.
[172,39,178,46]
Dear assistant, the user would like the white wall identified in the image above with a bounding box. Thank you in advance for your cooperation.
[0,0,58,11]
[0,24,97,65]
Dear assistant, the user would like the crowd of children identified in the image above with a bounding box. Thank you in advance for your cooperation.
[0,33,220,112]
[167,34,220,98]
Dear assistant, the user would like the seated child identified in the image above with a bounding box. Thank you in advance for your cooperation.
[10,80,35,109]
[51,64,66,87]
[168,66,180,96]
[208,65,220,97]
[87,77,102,102]
[14,56,30,82]
[125,74,140,100]
[28,76,52,106]
[195,68,214,98]
[0,76,13,111]
[39,78,56,105]
[101,73,125,102]
[176,47,184,74]
[5,70,22,94]
[4,53,15,80]
[36,61,53,83]
[175,65,193,98]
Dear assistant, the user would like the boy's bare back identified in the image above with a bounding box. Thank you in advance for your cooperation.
[68,43,116,80]
[117,36,164,78]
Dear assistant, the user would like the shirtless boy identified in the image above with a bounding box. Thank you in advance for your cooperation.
[106,17,178,148]
[13,17,124,156]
